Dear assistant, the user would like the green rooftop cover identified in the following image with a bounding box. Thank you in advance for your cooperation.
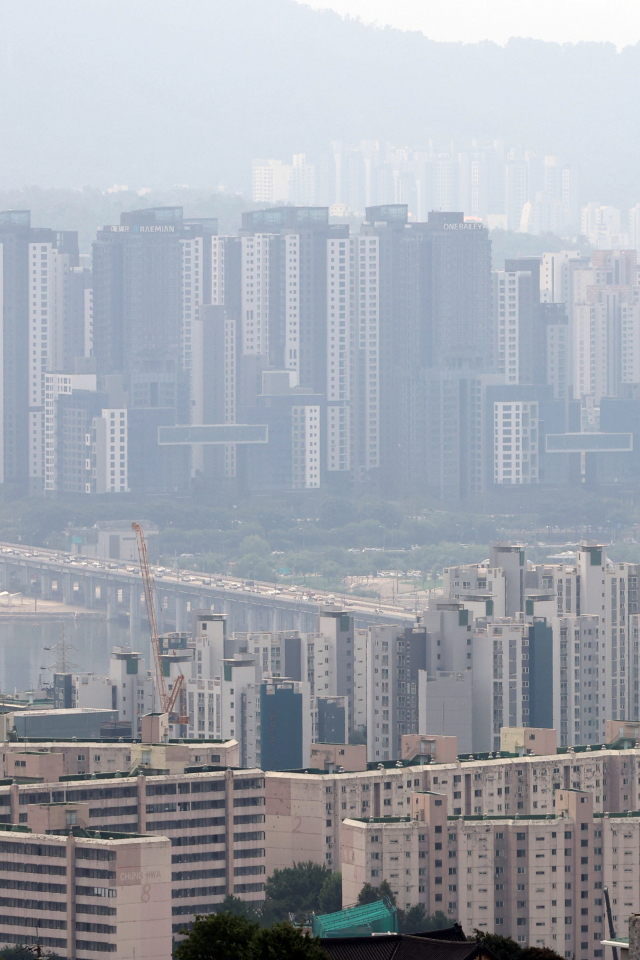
[312,898,398,938]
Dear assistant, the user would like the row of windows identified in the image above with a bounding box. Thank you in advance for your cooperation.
[0,915,66,930]
[76,903,116,916]
[171,834,225,849]
[0,860,66,877]
[0,841,65,858]
[76,886,117,898]
[146,780,225,797]
[0,877,66,896]
[0,896,66,912]
[146,799,225,814]
[147,816,225,832]
[172,892,225,913]
[172,869,226,882]
[75,868,116,881]
[76,939,116,952]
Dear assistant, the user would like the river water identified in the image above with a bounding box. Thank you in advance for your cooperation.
[0,616,147,693]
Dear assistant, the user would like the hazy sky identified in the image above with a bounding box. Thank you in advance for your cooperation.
[299,0,640,47]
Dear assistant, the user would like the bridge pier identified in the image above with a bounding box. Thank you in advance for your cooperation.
[129,585,141,643]
[62,572,72,605]
[106,582,118,620]
[175,596,188,633]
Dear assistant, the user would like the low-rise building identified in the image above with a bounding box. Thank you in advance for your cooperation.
[1,736,239,780]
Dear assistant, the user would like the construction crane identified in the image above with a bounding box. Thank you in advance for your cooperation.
[132,522,186,723]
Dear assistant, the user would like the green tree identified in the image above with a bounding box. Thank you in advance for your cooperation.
[233,553,277,582]
[238,535,270,557]
[318,872,342,914]
[348,726,366,745]
[357,879,396,906]
[249,922,327,960]
[521,948,564,960]
[422,910,449,931]
[215,894,262,922]
[471,931,523,960]
[265,861,334,920]
[400,905,449,934]
[174,910,259,960]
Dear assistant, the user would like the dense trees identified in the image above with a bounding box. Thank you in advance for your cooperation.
[1,485,638,596]
[174,913,326,960]
[175,911,259,960]
[357,880,396,906]
[264,862,340,922]
[471,932,564,960]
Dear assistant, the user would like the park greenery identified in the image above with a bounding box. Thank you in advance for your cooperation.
[1,484,640,597]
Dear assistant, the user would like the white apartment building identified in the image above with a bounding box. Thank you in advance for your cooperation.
[493,400,539,485]
[241,234,271,359]
[251,159,291,204]
[582,203,628,249]
[292,404,321,489]
[444,540,640,746]
[109,647,155,733]
[93,407,129,493]
[494,269,529,384]
[553,615,604,747]
[43,372,97,492]
[326,236,353,474]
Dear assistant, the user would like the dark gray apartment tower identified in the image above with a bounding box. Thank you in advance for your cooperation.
[92,207,185,376]
[56,389,109,493]
[363,207,492,498]
[0,210,31,487]
[503,257,543,386]
[198,304,239,481]
[240,207,347,394]
[66,266,93,371]
[361,205,429,497]
[92,208,216,493]
[423,211,493,370]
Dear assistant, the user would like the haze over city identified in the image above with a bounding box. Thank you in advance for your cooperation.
[0,2,639,958]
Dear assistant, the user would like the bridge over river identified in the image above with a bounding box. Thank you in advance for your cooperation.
[0,543,417,645]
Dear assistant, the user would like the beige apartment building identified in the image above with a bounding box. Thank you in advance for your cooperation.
[0,824,171,959]
[1,736,239,780]
[0,763,265,936]
[341,787,640,960]
[265,739,640,875]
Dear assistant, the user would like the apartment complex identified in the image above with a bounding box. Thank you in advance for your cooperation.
[340,787,640,960]
[0,759,265,937]
[446,539,640,749]
[264,737,640,877]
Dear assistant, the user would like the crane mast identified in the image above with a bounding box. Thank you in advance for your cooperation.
[132,522,185,722]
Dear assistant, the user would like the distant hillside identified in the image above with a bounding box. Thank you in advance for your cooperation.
[0,0,638,205]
